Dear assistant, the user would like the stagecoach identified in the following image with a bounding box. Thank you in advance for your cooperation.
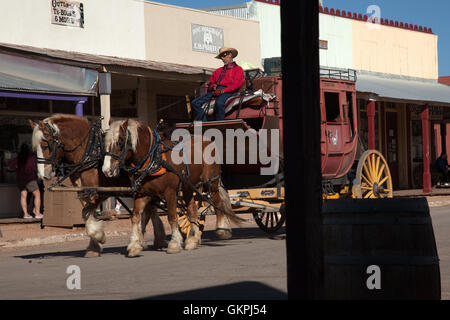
[173,67,393,234]
[37,66,393,256]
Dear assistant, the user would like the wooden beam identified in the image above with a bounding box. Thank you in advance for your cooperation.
[106,65,209,83]
[48,186,132,193]
[281,1,323,299]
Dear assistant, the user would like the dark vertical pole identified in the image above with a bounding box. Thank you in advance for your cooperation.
[281,2,323,299]
[422,105,432,193]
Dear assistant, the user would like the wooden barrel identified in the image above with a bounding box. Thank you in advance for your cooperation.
[322,198,441,300]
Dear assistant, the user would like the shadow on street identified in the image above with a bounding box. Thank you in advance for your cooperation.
[141,281,287,300]
[14,226,286,260]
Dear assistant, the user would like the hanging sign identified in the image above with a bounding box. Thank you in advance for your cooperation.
[51,0,84,28]
[191,24,224,54]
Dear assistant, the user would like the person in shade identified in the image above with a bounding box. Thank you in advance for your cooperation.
[191,47,244,121]
[8,143,44,219]
[436,152,450,183]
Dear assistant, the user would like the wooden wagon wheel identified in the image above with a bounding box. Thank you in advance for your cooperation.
[177,212,205,238]
[353,150,393,199]
[253,204,286,233]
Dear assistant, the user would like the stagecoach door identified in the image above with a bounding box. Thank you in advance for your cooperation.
[322,90,352,153]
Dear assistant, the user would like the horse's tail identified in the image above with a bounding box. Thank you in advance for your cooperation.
[217,179,246,226]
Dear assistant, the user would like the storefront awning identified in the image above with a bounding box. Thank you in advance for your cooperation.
[0,52,98,96]
[356,73,450,106]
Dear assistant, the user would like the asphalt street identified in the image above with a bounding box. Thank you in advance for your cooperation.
[0,227,287,300]
[0,205,449,300]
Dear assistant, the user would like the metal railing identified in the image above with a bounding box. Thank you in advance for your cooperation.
[320,67,357,81]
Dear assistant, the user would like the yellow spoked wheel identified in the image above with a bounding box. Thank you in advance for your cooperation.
[354,150,393,199]
[177,213,205,238]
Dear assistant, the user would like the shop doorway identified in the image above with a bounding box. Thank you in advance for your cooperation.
[386,111,399,189]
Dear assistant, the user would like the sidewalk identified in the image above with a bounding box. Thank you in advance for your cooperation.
[394,188,450,207]
[1,189,449,250]
[0,215,134,250]
[0,212,256,251]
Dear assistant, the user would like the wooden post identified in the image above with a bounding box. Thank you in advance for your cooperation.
[421,105,432,193]
[281,1,323,299]
[100,94,111,131]
[367,100,376,150]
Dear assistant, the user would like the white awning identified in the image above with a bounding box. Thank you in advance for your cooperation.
[0,52,98,96]
[356,73,450,106]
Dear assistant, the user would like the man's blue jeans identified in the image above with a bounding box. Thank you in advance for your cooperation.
[192,89,235,121]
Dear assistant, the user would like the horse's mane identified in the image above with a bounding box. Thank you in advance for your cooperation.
[106,119,142,152]
[32,114,89,151]
[44,114,89,132]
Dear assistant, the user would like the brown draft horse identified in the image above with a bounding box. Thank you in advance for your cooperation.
[102,119,243,256]
[30,114,166,257]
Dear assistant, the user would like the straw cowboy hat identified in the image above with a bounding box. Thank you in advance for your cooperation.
[215,47,238,59]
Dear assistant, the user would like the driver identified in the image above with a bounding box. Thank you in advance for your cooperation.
[192,47,244,121]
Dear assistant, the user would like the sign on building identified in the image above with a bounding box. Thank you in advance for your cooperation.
[51,0,84,28]
[191,24,224,54]
[319,40,328,50]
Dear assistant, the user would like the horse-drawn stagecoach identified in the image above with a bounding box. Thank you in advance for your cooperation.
[31,66,392,257]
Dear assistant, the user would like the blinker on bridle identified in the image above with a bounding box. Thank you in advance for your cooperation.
[37,122,65,168]
[104,129,133,166]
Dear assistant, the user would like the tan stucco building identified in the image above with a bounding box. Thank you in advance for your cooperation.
[0,0,262,218]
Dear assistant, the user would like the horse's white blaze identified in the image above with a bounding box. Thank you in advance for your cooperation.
[32,127,46,179]
[36,143,46,179]
[102,155,112,175]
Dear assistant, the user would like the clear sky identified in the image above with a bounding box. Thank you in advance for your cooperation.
[149,0,450,77]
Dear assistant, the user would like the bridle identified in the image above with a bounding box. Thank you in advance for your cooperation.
[104,129,133,171]
[37,119,105,187]
[105,126,168,192]
[37,122,66,169]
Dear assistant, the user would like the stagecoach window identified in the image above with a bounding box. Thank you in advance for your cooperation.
[324,92,340,122]
[244,118,264,130]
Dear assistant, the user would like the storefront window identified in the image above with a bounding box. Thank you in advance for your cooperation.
[0,117,38,184]
[111,89,137,118]
[410,120,423,188]
[90,96,101,117]
[411,120,423,162]
[358,99,379,151]
[53,100,76,114]
[0,96,49,113]
[156,95,190,124]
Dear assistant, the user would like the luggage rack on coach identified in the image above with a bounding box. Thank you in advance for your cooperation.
[320,67,357,81]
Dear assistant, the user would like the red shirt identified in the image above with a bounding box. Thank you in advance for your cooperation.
[209,62,244,94]
[8,154,38,184]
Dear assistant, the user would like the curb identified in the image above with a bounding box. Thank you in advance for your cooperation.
[427,199,450,208]
[0,230,130,249]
